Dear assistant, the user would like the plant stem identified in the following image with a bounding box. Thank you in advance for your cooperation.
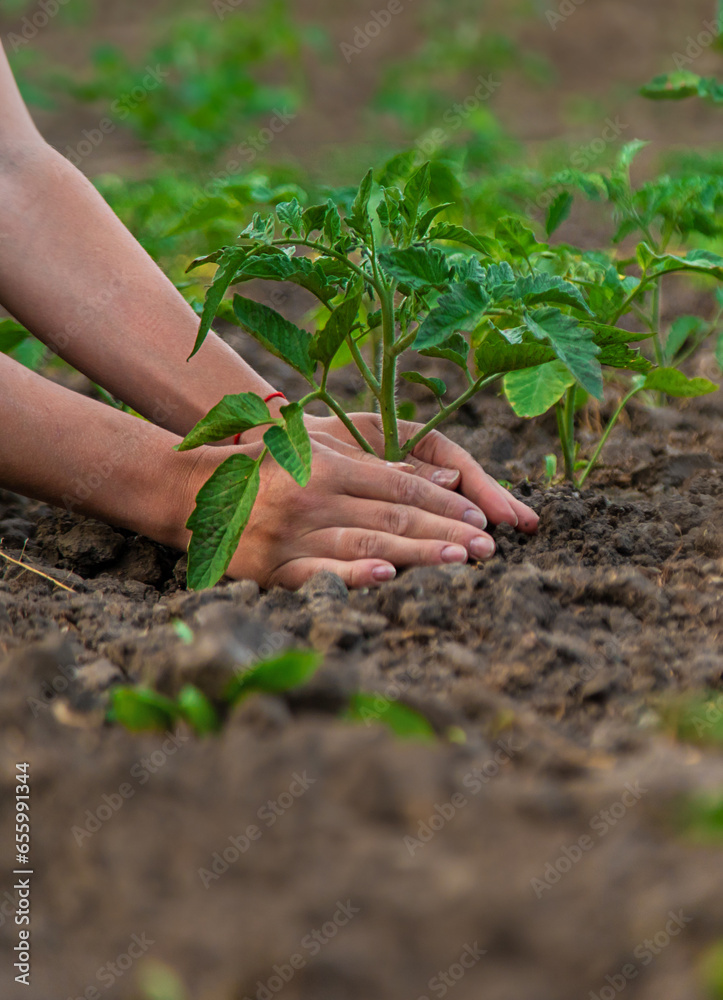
[379,285,402,460]
[556,387,577,482]
[650,278,663,367]
[576,386,641,488]
[317,390,376,453]
[347,335,381,396]
[400,374,498,457]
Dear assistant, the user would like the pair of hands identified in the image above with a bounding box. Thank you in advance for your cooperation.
[190,412,538,589]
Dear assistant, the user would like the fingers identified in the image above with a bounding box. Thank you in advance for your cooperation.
[410,429,539,533]
[270,557,397,590]
[323,496,495,558]
[333,452,489,529]
[307,526,495,567]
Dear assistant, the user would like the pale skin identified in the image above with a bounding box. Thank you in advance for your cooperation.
[0,43,538,589]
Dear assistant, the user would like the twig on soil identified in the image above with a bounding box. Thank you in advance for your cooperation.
[0,539,77,593]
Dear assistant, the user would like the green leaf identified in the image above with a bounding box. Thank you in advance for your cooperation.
[419,332,469,369]
[311,291,361,366]
[523,308,603,398]
[347,168,373,235]
[476,329,555,377]
[188,246,247,360]
[263,402,312,486]
[495,216,546,258]
[545,191,573,236]
[504,361,576,418]
[587,322,653,345]
[400,161,431,233]
[637,243,723,281]
[416,204,455,238]
[324,200,343,244]
[427,222,497,255]
[640,71,706,100]
[302,203,328,236]
[186,453,262,590]
[226,649,323,704]
[176,393,273,451]
[233,295,315,379]
[108,687,178,732]
[0,319,30,354]
[344,693,435,741]
[234,253,336,305]
[665,315,707,362]
[596,343,652,373]
[276,198,303,235]
[616,139,649,171]
[399,371,446,397]
[642,367,718,397]
[378,246,453,290]
[414,280,491,349]
[514,273,592,314]
[177,685,221,735]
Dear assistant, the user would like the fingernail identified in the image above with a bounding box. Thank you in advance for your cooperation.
[432,468,461,487]
[441,545,468,564]
[372,565,397,582]
[470,536,495,560]
[463,509,488,530]
[387,461,416,471]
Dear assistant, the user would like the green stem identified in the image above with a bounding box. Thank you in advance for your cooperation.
[347,334,381,396]
[576,386,641,488]
[556,387,576,482]
[379,285,402,460]
[317,390,376,454]
[400,373,498,457]
[650,279,664,367]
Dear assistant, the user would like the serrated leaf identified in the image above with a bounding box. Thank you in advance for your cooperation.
[234,253,336,305]
[414,280,491,349]
[276,198,303,235]
[643,367,718,397]
[226,649,323,704]
[324,200,343,244]
[523,308,603,398]
[596,343,653,373]
[186,454,262,590]
[476,330,555,377]
[419,332,469,369]
[400,371,446,397]
[400,161,431,233]
[416,204,455,238]
[177,685,221,735]
[188,246,248,360]
[588,322,653,345]
[514,273,592,314]
[428,223,497,256]
[263,402,312,486]
[495,216,547,258]
[311,291,361,366]
[637,243,723,281]
[233,295,315,379]
[176,393,273,451]
[545,191,573,236]
[616,139,649,171]
[378,246,453,290]
[302,203,328,236]
[347,168,373,235]
[504,361,576,418]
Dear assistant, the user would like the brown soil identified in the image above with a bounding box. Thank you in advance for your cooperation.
[1,358,723,1000]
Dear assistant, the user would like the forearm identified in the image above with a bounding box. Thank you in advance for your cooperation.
[0,141,277,434]
[0,352,202,549]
